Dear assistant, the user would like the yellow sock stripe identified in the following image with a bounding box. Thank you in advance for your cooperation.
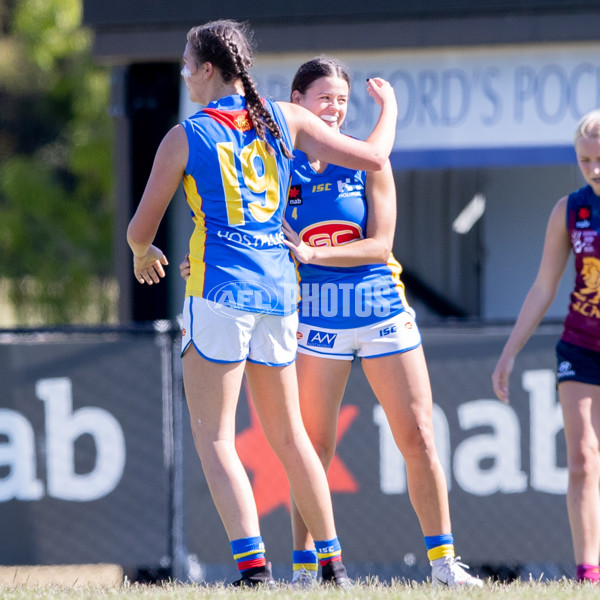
[427,544,455,561]
[317,550,341,560]
[233,548,264,561]
[293,563,318,573]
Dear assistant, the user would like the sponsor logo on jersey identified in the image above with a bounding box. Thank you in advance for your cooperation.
[575,205,592,229]
[217,229,285,247]
[301,221,362,247]
[306,330,337,348]
[337,178,362,195]
[288,184,302,205]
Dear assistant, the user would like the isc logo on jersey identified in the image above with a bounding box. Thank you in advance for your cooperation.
[301,221,362,247]
[307,330,337,348]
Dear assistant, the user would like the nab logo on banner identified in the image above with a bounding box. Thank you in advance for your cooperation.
[0,377,126,502]
[307,330,337,348]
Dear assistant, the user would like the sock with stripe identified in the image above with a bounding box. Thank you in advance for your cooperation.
[425,533,455,562]
[315,536,342,566]
[230,536,267,574]
[292,549,318,581]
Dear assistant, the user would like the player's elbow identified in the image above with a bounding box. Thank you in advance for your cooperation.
[376,242,393,263]
[368,154,387,171]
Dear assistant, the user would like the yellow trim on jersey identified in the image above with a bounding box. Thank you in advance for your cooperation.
[387,253,408,307]
[182,173,207,298]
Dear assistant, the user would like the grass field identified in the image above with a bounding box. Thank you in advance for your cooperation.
[1,579,599,600]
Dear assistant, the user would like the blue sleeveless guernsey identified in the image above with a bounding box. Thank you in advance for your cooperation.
[284,149,409,328]
[181,95,297,316]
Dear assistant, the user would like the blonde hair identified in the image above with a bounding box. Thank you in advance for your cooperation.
[575,109,600,142]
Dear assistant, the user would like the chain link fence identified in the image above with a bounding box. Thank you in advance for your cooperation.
[0,322,572,584]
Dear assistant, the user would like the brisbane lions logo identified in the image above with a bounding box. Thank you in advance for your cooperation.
[301,220,363,246]
[580,256,600,304]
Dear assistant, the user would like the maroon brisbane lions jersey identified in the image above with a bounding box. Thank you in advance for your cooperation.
[562,185,600,351]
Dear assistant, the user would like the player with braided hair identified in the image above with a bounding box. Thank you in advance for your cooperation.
[127,19,397,587]
[187,21,291,158]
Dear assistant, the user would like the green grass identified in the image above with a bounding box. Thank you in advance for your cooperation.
[1,579,598,600]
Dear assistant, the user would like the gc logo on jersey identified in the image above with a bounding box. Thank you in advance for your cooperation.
[288,184,303,206]
[307,330,337,348]
[301,221,362,246]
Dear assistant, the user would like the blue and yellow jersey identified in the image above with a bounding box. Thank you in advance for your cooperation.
[181,95,297,315]
[284,149,408,328]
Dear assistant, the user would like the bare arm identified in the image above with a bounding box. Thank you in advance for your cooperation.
[491,195,571,403]
[279,78,397,172]
[127,124,188,284]
[283,162,396,266]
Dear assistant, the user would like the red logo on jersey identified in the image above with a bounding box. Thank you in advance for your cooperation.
[288,184,302,205]
[296,331,303,340]
[576,205,592,229]
[302,221,363,247]
[579,207,591,220]
[203,108,252,131]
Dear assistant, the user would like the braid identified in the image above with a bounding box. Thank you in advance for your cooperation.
[240,70,294,159]
[226,39,293,159]
[187,20,294,159]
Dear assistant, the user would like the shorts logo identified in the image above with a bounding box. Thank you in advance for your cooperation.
[296,331,303,340]
[379,325,397,337]
[182,328,187,337]
[575,206,592,229]
[307,330,337,348]
[557,360,575,378]
[288,184,302,205]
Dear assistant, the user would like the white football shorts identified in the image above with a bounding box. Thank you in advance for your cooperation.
[296,310,421,360]
[181,296,298,366]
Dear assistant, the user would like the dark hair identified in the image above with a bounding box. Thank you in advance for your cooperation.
[187,20,292,158]
[290,56,351,99]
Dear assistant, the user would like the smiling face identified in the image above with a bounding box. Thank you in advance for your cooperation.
[576,135,600,197]
[291,75,349,132]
